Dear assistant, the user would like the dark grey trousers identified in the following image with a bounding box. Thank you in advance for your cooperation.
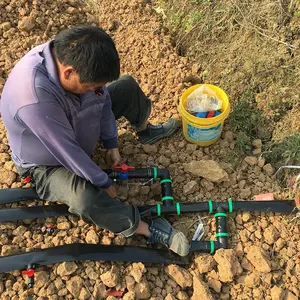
[17,75,151,237]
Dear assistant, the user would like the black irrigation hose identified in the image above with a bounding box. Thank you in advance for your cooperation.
[0,199,297,223]
[0,204,70,222]
[0,167,175,206]
[0,187,39,205]
[0,168,298,273]
[0,243,190,273]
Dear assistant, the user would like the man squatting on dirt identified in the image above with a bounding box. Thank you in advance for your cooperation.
[0,26,189,256]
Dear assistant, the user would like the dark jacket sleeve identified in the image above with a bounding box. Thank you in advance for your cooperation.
[100,91,118,149]
[16,90,113,188]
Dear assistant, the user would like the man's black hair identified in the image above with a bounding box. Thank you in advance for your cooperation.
[54,26,120,83]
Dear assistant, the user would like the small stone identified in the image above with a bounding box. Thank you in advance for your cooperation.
[67,7,76,14]
[264,225,280,245]
[100,266,119,287]
[270,286,284,300]
[1,245,19,256]
[191,272,214,300]
[128,184,140,197]
[113,235,126,245]
[257,157,266,167]
[165,293,177,300]
[125,275,135,290]
[123,291,136,300]
[240,188,251,198]
[214,249,243,282]
[207,277,222,293]
[184,160,229,182]
[200,179,214,191]
[165,265,192,288]
[79,288,90,300]
[18,16,35,32]
[12,225,27,236]
[140,185,150,195]
[183,180,198,195]
[93,283,106,299]
[58,288,68,296]
[86,229,99,244]
[101,235,112,245]
[252,139,262,149]
[86,266,99,280]
[242,212,251,222]
[274,238,286,251]
[0,153,10,163]
[122,145,134,155]
[242,272,260,287]
[57,222,71,230]
[130,263,145,283]
[177,291,189,300]
[186,143,198,154]
[195,255,215,273]
[54,277,64,290]
[142,144,158,155]
[253,148,262,155]
[66,275,84,296]
[246,245,272,273]
[244,156,258,166]
[263,164,275,176]
[158,155,171,168]
[134,279,150,299]
[0,169,17,186]
[150,183,161,195]
[34,271,49,288]
[57,262,78,276]
[224,131,234,142]
[238,180,246,189]
[284,291,298,300]
[0,22,12,31]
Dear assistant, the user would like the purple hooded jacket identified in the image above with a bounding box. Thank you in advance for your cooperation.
[0,40,118,188]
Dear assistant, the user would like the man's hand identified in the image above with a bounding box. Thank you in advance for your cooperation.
[105,148,122,168]
[105,185,117,198]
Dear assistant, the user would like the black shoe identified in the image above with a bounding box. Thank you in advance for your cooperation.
[148,218,190,256]
[137,118,180,145]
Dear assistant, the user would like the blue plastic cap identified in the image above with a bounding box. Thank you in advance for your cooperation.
[119,172,128,180]
[195,112,208,118]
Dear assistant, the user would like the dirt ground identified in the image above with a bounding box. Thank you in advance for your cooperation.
[0,0,299,299]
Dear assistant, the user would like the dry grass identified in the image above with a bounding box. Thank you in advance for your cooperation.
[155,0,300,170]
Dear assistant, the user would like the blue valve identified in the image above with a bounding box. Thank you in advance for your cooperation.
[119,172,129,180]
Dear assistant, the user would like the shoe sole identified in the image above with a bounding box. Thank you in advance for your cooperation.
[169,230,190,257]
[141,120,180,145]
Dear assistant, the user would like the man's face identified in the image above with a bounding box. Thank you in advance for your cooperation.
[60,68,106,95]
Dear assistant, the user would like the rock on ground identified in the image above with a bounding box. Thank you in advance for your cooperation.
[100,266,119,287]
[191,272,214,300]
[0,168,16,186]
[246,245,272,273]
[134,279,150,299]
[66,275,84,297]
[85,229,99,244]
[195,255,215,273]
[270,286,285,300]
[183,180,199,194]
[56,262,78,277]
[184,160,229,182]
[165,265,193,288]
[214,249,243,282]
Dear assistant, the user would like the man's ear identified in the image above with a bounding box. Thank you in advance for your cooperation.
[63,67,75,80]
